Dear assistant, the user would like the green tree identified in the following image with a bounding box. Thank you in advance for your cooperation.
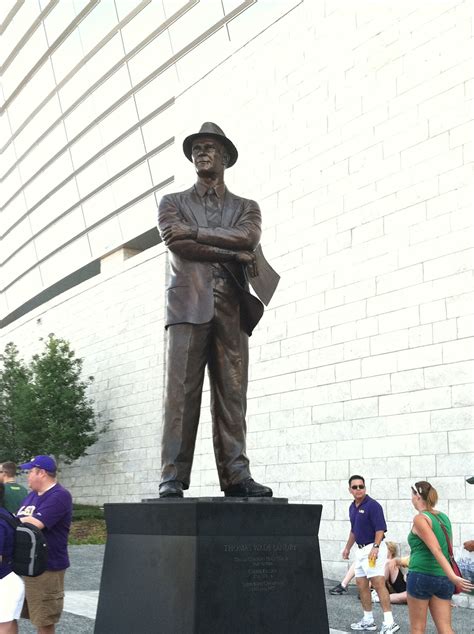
[0,335,105,465]
[0,343,34,462]
[23,334,101,464]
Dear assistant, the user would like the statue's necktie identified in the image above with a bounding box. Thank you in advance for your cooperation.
[205,188,222,227]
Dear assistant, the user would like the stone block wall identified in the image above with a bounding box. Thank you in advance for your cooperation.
[1,0,472,581]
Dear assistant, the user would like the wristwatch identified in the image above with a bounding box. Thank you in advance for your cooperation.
[373,544,380,548]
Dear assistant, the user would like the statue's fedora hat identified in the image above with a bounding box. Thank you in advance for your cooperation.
[183,122,238,167]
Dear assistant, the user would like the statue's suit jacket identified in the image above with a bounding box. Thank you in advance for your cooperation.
[158,186,279,335]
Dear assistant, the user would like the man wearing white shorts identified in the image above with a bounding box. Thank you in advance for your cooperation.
[342,475,399,634]
[0,483,25,634]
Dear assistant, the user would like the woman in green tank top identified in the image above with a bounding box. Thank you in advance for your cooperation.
[406,481,473,633]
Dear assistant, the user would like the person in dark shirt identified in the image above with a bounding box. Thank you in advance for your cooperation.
[370,542,408,605]
[0,462,28,514]
[16,455,72,634]
[342,474,399,633]
[0,483,25,633]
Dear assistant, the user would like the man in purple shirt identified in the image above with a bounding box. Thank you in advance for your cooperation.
[342,474,399,634]
[16,455,72,634]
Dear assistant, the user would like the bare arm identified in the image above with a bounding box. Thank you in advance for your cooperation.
[343,532,356,559]
[19,516,45,530]
[368,530,386,562]
[395,556,410,567]
[413,514,474,593]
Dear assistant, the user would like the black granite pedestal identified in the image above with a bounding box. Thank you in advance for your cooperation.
[94,498,329,634]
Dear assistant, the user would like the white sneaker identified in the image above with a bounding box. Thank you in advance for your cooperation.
[371,589,380,602]
[351,620,377,631]
[379,623,400,634]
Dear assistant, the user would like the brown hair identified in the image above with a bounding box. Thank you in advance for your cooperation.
[386,541,398,558]
[1,462,17,478]
[413,480,438,509]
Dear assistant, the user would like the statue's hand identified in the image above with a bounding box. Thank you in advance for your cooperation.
[235,251,258,277]
[162,222,196,245]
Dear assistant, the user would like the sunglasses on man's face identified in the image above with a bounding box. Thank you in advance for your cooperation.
[351,484,365,490]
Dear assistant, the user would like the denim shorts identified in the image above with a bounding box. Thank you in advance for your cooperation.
[407,571,455,600]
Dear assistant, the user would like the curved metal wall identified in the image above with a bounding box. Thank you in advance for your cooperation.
[1,0,291,322]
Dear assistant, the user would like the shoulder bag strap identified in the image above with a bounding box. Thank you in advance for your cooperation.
[431,513,454,557]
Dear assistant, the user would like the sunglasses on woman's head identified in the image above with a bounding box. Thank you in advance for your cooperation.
[351,484,365,490]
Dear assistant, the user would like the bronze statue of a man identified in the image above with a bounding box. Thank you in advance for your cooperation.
[158,122,279,498]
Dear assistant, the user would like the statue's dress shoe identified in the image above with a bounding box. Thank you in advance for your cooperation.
[159,480,184,498]
[224,478,273,498]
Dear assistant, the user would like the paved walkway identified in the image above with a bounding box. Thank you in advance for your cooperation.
[64,590,99,619]
[18,545,473,633]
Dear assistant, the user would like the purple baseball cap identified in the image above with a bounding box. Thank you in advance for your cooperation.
[19,455,57,473]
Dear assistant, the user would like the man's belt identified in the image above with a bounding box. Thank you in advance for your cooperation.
[358,539,384,548]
